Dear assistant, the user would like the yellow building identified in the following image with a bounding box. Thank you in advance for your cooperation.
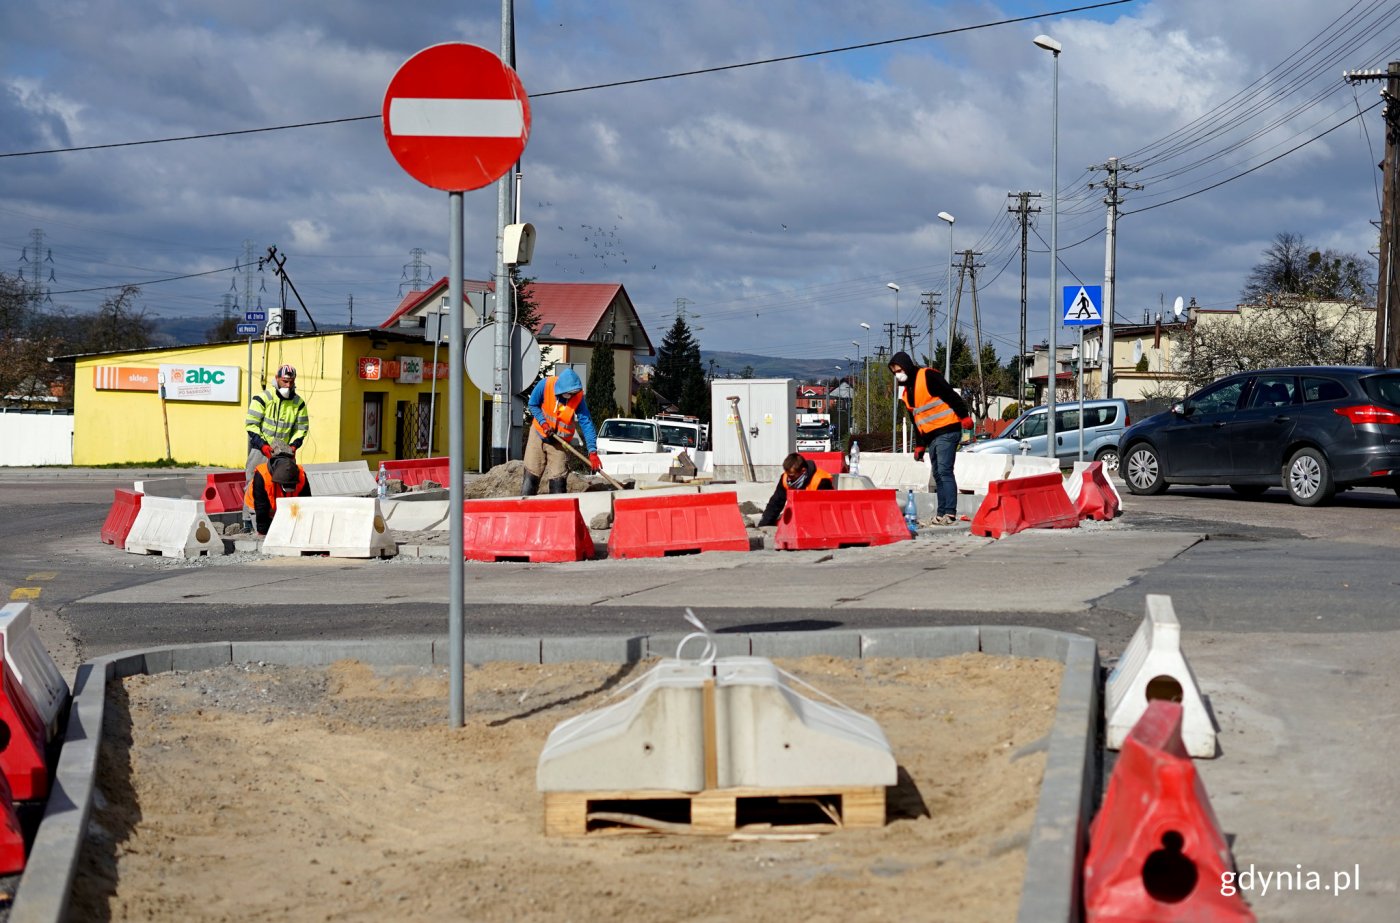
[65,329,481,468]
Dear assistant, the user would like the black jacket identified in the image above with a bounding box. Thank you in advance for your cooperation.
[758,459,835,527]
[888,351,969,447]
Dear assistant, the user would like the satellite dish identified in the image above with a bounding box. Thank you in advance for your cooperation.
[1132,339,1144,363]
[1172,296,1185,319]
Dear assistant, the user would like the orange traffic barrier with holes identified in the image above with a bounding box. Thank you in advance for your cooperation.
[0,774,22,875]
[1071,461,1121,521]
[774,488,909,550]
[0,636,48,801]
[202,472,246,514]
[384,457,450,489]
[99,488,142,546]
[1084,700,1255,923]
[801,451,848,474]
[969,472,1079,539]
[608,491,749,559]
[462,498,594,563]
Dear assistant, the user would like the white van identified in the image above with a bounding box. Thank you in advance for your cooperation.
[596,418,661,455]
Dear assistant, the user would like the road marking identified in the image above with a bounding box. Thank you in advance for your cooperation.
[9,588,41,600]
[25,572,56,582]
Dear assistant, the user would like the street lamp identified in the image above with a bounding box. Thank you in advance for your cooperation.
[886,283,901,447]
[1034,33,1061,461]
[937,212,955,374]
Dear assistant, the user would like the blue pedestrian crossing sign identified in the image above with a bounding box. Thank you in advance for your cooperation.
[1062,285,1103,326]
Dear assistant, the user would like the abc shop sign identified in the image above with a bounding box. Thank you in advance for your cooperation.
[158,364,242,402]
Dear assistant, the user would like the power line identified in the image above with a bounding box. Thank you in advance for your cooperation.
[44,263,241,295]
[0,0,1141,159]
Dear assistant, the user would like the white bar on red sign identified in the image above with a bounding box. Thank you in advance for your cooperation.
[388,98,524,138]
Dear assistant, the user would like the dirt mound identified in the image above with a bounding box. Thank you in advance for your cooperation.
[467,460,597,499]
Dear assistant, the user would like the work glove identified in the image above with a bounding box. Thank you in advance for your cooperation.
[913,445,926,462]
[260,444,273,458]
[543,427,557,441]
[588,452,602,472]
[960,416,974,429]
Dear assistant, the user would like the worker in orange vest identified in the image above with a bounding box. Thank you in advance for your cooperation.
[523,368,602,495]
[888,351,972,526]
[243,443,312,535]
[757,452,836,527]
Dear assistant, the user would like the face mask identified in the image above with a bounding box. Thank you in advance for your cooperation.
[786,470,810,489]
[894,371,908,383]
[277,386,294,399]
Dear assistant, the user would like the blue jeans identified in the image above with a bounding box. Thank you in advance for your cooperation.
[930,430,960,517]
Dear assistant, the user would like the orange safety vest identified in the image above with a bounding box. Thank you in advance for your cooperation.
[901,371,959,434]
[780,467,834,494]
[531,377,585,442]
[243,464,307,513]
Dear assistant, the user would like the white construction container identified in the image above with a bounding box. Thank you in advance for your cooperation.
[710,379,797,469]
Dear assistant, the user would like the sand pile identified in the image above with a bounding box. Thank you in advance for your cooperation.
[466,460,597,499]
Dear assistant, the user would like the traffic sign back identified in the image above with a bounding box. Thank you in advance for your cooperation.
[382,43,531,192]
[1063,285,1104,326]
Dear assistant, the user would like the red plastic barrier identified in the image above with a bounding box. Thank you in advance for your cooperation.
[970,472,1079,539]
[384,457,450,488]
[1073,461,1121,521]
[608,491,749,559]
[802,452,849,474]
[1085,700,1255,922]
[99,489,142,546]
[462,498,594,563]
[0,774,22,875]
[203,471,246,514]
[0,637,47,801]
[774,488,910,550]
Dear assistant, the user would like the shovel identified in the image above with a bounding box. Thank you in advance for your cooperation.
[547,434,634,491]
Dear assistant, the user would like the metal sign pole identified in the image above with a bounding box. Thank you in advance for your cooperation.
[1077,327,1086,461]
[448,191,466,727]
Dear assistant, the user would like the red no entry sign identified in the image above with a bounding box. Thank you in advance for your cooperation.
[382,43,531,192]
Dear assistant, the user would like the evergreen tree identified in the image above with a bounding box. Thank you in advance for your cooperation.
[586,320,619,422]
[653,316,705,416]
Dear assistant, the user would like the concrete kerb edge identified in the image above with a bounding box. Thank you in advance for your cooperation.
[16,628,1097,923]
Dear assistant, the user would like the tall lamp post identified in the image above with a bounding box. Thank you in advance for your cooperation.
[1034,33,1061,461]
[937,212,955,375]
[858,323,872,432]
[834,365,846,439]
[886,282,901,449]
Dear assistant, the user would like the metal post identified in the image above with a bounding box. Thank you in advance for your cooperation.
[940,214,955,375]
[448,192,465,727]
[1035,35,1062,461]
[490,0,515,467]
[1102,164,1117,398]
[1077,326,1085,461]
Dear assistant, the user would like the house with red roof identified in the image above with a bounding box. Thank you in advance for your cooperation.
[382,277,654,415]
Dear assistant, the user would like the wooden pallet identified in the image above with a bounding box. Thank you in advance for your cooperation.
[543,785,886,837]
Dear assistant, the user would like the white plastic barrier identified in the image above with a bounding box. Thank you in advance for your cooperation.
[954,453,1013,494]
[0,602,69,741]
[537,655,895,792]
[856,452,930,490]
[1105,595,1216,758]
[124,496,223,558]
[261,496,397,558]
[600,451,715,478]
[301,461,378,498]
[381,497,449,532]
[133,476,194,499]
[1008,455,1060,479]
[1065,460,1123,507]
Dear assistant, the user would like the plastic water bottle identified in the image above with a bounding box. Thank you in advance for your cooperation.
[377,462,388,500]
[903,489,919,535]
[848,440,861,476]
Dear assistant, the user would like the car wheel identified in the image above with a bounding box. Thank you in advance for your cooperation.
[1229,484,1268,498]
[1284,447,1335,506]
[1123,443,1166,495]
[1094,446,1120,474]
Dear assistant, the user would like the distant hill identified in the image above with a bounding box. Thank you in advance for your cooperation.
[636,350,850,383]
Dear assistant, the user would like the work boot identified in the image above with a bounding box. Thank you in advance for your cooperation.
[521,471,542,497]
[547,476,569,495]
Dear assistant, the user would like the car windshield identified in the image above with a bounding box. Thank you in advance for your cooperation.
[1361,372,1400,408]
[657,424,697,447]
[796,425,830,438]
[600,420,656,441]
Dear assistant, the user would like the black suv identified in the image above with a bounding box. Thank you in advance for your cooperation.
[1119,366,1400,506]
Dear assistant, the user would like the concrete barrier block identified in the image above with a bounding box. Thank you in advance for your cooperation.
[0,603,69,741]
[699,482,771,507]
[856,452,930,489]
[955,453,1013,494]
[133,476,194,499]
[1009,456,1060,479]
[979,626,1013,655]
[301,460,377,497]
[124,496,224,558]
[382,497,449,531]
[452,636,542,665]
[861,626,980,659]
[167,643,233,672]
[835,473,877,490]
[261,496,397,559]
[541,635,646,664]
[644,632,752,660]
[750,629,863,659]
[1009,628,1075,661]
[230,639,434,667]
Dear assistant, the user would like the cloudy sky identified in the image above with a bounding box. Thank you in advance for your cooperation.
[2,0,1395,370]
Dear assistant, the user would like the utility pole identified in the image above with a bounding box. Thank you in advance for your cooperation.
[399,248,432,296]
[1007,192,1042,402]
[947,250,983,381]
[1346,63,1400,365]
[920,291,940,362]
[1088,158,1143,397]
[348,294,354,328]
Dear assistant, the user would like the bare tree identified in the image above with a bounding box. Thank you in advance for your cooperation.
[1241,232,1371,303]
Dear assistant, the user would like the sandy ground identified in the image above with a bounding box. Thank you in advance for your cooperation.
[70,654,1063,923]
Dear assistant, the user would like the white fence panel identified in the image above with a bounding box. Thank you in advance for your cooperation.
[0,411,74,466]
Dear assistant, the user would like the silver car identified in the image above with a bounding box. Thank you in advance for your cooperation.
[962,398,1130,470]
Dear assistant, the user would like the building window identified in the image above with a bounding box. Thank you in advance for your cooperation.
[363,393,384,453]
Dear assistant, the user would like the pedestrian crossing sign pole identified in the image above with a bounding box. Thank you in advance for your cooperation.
[1062,285,1102,461]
